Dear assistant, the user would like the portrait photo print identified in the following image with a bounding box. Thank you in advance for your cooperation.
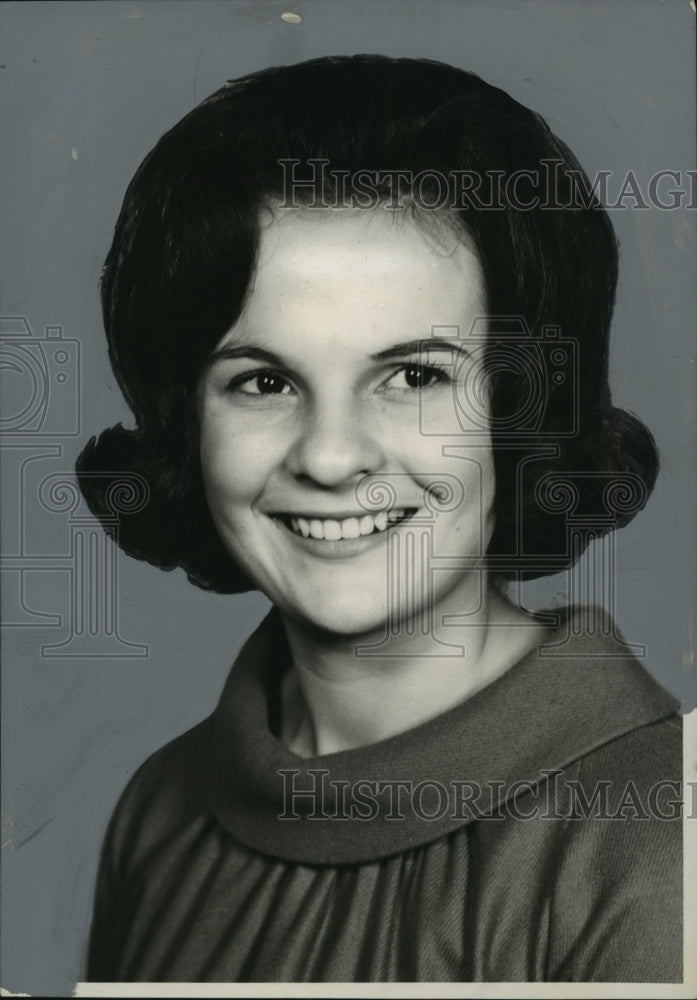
[0,3,695,997]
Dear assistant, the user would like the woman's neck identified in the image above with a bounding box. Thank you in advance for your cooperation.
[279,586,548,757]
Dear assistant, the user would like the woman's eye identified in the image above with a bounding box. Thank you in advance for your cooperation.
[231,370,292,397]
[385,363,449,391]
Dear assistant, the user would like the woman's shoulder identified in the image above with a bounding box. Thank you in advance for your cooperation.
[544,713,683,982]
[523,602,681,720]
[98,716,215,875]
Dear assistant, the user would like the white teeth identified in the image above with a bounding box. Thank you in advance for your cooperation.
[323,519,342,541]
[386,507,405,523]
[359,515,374,536]
[285,509,413,540]
[374,511,388,532]
[342,517,361,539]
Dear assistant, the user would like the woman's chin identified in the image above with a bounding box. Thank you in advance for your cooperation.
[279,595,394,642]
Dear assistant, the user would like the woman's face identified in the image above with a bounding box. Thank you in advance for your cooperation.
[198,208,495,637]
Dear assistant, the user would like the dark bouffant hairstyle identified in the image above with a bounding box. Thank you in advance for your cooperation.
[77,54,658,592]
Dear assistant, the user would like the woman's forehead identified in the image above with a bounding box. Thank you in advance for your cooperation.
[219,208,487,353]
[258,202,478,260]
[252,207,484,299]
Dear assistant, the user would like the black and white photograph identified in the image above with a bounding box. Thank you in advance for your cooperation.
[1,2,695,996]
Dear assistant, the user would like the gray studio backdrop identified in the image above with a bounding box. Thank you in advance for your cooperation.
[1,1,695,995]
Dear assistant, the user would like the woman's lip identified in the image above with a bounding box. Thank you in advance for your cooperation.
[268,511,418,558]
[269,510,415,519]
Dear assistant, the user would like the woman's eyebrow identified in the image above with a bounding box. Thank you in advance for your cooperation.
[371,339,471,362]
[206,338,472,369]
[205,345,285,368]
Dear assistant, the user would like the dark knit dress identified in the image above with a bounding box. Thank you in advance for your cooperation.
[86,607,683,982]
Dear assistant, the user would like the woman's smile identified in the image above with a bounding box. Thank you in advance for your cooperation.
[268,505,421,558]
[198,207,495,635]
[283,506,416,539]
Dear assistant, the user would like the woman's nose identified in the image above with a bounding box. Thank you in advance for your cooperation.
[284,397,386,488]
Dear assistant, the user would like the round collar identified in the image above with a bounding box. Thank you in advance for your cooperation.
[205,607,679,864]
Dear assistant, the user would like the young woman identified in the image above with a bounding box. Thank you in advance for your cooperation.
[78,55,682,983]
